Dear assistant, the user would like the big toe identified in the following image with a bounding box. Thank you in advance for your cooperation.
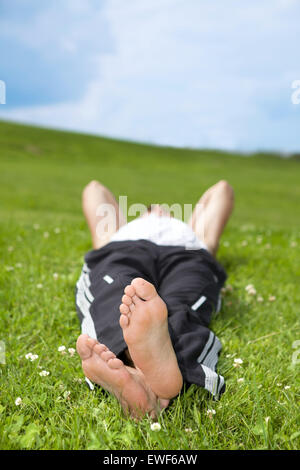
[131,278,157,301]
[76,334,94,360]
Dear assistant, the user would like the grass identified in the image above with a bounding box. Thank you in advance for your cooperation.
[0,120,299,450]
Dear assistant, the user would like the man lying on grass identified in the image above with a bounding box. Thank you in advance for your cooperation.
[75,179,234,418]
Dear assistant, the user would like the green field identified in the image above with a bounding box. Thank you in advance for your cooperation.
[0,120,299,450]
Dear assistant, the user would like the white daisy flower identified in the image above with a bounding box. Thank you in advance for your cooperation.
[233,358,243,368]
[36,284,43,289]
[58,345,66,352]
[15,397,22,406]
[245,284,254,291]
[268,295,276,302]
[73,378,83,384]
[68,348,76,357]
[248,287,257,295]
[53,273,59,280]
[150,422,161,431]
[26,353,39,361]
[237,378,245,383]
[257,295,264,302]
[39,370,50,376]
[207,409,216,419]
[245,284,256,295]
[284,385,291,390]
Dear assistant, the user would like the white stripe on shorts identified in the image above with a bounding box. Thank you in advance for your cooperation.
[191,295,207,311]
[202,336,222,371]
[197,331,214,364]
[103,274,114,284]
[201,364,224,398]
[76,264,97,339]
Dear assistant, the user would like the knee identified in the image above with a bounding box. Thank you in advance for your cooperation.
[216,180,234,200]
[82,180,106,198]
[84,180,102,190]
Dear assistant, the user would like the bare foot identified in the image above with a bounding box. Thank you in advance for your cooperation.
[119,278,183,399]
[76,334,168,418]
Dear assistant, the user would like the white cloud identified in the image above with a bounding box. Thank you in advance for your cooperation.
[0,0,299,152]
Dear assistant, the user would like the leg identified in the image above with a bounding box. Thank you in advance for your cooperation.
[189,180,234,257]
[82,180,126,249]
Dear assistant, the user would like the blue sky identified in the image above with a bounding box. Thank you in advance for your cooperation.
[0,0,299,153]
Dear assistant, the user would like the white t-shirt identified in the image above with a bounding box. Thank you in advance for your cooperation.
[110,214,207,251]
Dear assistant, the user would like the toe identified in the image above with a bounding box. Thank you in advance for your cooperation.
[124,285,136,297]
[76,334,93,360]
[119,314,129,329]
[131,294,141,305]
[120,303,129,315]
[131,278,157,301]
[158,398,170,410]
[101,350,116,362]
[87,336,98,349]
[94,343,107,356]
[122,294,132,306]
[107,357,124,369]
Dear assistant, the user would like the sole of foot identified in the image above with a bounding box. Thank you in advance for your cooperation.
[119,278,183,399]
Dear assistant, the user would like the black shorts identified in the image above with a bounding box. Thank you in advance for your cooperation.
[75,239,227,398]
